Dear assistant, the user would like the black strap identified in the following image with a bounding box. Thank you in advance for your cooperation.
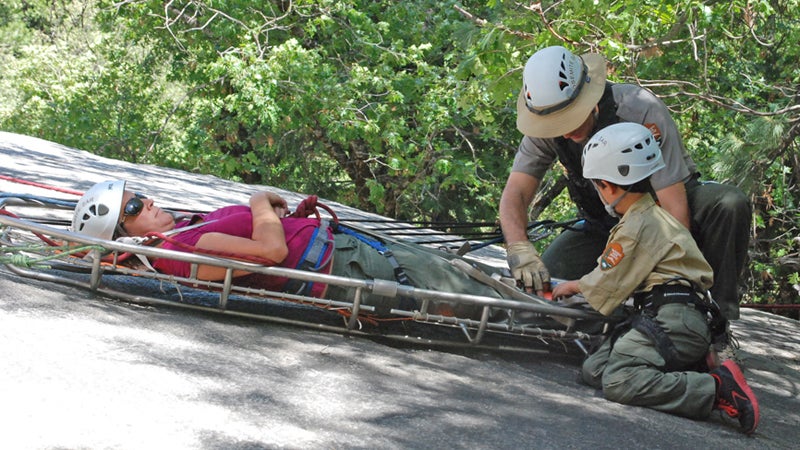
[333,224,417,311]
[634,284,709,315]
[623,283,713,371]
[631,314,682,371]
[552,82,620,223]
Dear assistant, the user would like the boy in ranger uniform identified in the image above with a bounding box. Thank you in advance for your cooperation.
[552,122,759,434]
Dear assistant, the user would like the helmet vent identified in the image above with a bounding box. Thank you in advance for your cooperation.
[98,204,109,216]
[559,58,568,88]
[582,123,664,184]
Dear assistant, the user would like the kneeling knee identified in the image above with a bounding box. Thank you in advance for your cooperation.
[602,372,636,404]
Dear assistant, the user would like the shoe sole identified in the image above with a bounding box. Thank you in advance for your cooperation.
[722,360,760,434]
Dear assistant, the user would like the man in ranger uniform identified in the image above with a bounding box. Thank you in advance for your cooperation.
[500,45,750,324]
[552,122,759,434]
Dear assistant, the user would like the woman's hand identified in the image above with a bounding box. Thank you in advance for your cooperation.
[249,191,289,217]
[245,191,289,261]
[252,191,287,208]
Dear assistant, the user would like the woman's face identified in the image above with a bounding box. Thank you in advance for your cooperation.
[119,191,176,236]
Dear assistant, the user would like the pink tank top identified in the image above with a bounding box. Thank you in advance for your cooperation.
[153,205,334,297]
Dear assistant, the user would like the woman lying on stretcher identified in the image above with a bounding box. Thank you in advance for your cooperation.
[71,180,508,317]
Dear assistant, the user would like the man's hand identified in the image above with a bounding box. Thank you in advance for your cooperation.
[506,241,550,294]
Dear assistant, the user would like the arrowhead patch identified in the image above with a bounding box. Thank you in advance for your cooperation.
[644,123,662,145]
[600,242,625,270]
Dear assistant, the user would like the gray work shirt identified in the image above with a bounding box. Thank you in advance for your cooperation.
[511,83,697,192]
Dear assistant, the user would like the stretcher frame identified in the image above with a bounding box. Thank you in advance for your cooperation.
[0,194,611,354]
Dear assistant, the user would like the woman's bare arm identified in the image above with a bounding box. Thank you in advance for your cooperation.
[194,192,290,280]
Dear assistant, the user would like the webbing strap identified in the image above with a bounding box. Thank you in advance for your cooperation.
[630,314,681,371]
[298,220,331,268]
[337,226,411,286]
[336,225,415,309]
[285,220,334,296]
[634,284,712,318]
[164,218,219,237]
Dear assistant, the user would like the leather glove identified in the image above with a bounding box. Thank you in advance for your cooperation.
[506,241,550,292]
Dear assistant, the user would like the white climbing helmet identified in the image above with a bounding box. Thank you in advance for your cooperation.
[71,180,126,240]
[582,122,665,185]
[516,45,607,138]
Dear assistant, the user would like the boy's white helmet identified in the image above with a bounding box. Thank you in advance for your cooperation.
[71,180,126,240]
[582,123,665,185]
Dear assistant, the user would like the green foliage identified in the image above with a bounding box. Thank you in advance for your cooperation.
[1,0,799,309]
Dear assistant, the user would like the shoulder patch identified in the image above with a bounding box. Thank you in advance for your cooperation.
[600,242,625,270]
[644,123,662,145]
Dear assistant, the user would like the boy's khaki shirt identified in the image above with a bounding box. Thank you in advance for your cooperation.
[578,195,713,316]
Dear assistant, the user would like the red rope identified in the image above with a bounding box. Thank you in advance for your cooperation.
[0,208,63,246]
[741,303,800,310]
[0,174,84,196]
[289,195,339,224]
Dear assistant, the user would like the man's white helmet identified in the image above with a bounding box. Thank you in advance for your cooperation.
[71,180,126,240]
[582,123,665,185]
[516,45,607,138]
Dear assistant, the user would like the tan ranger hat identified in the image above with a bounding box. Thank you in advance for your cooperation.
[516,46,607,138]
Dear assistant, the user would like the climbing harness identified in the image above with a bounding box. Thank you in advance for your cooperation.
[284,219,335,296]
[626,280,725,371]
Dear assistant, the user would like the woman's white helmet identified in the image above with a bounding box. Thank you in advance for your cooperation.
[71,180,126,240]
[582,123,665,185]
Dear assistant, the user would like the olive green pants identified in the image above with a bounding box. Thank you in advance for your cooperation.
[326,233,503,317]
[581,304,717,419]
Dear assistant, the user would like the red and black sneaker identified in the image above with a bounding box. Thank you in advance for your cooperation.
[711,360,760,434]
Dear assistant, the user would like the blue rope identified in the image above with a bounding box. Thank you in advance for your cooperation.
[337,225,390,254]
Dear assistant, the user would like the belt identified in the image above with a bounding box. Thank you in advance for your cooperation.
[634,284,708,315]
[628,283,709,371]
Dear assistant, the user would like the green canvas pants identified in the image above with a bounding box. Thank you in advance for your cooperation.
[581,304,717,419]
[327,233,503,317]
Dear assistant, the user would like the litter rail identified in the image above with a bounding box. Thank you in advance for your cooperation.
[0,195,611,354]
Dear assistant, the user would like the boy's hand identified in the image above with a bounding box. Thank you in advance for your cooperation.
[552,280,580,299]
